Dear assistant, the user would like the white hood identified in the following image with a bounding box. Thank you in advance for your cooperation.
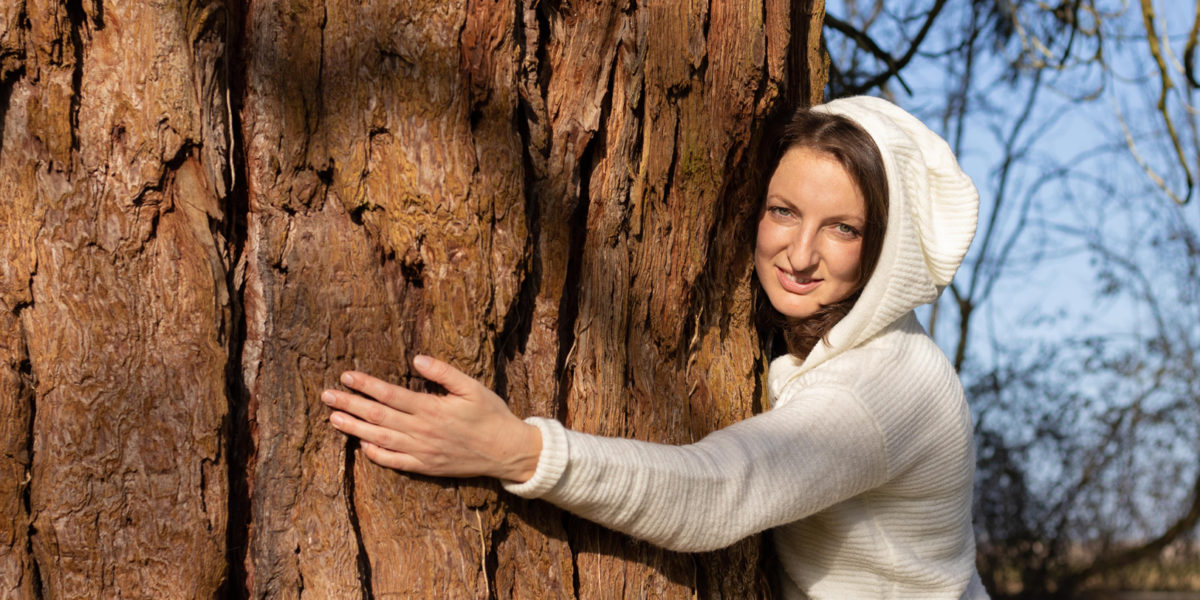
[770,96,980,387]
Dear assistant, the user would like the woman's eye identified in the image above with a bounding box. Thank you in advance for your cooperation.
[834,223,861,237]
[768,206,792,218]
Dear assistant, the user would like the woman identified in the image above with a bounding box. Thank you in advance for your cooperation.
[322,96,989,599]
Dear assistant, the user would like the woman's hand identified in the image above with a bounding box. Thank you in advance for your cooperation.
[321,355,542,483]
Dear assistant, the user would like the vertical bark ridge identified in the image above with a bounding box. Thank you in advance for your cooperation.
[491,5,582,593]
[0,0,26,90]
[16,2,233,596]
[513,0,570,426]
[0,6,39,594]
[492,0,541,406]
[239,1,532,595]
[241,3,355,594]
[790,0,826,108]
[497,0,552,425]
[555,13,657,591]
[564,3,687,595]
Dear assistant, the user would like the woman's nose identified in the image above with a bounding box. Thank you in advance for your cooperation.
[786,229,819,270]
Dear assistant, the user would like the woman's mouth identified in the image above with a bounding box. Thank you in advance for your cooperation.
[776,267,821,294]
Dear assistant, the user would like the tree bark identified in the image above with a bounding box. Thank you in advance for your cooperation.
[0,0,826,597]
[2,1,234,598]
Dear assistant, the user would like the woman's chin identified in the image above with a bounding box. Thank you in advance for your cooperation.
[773,300,820,320]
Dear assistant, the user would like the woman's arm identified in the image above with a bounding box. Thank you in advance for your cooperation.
[502,387,890,552]
[323,358,890,553]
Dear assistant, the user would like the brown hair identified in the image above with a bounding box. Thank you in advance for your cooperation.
[757,107,889,360]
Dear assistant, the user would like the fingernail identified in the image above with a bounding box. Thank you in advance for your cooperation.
[330,413,344,426]
[413,355,431,370]
[340,372,354,386]
[321,390,335,405]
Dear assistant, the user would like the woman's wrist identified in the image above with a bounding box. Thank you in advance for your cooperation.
[499,421,542,483]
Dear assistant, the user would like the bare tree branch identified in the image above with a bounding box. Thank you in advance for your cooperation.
[823,13,912,95]
[1114,95,1192,205]
[951,70,1045,371]
[1183,0,1200,88]
[929,3,985,343]
[1138,0,1194,204]
[823,0,948,96]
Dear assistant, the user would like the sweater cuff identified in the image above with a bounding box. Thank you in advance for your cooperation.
[501,416,568,498]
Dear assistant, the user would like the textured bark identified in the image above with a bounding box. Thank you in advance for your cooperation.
[1,6,37,595]
[1,1,233,597]
[0,0,826,597]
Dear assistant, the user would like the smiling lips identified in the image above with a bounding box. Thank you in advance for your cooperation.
[776,266,822,294]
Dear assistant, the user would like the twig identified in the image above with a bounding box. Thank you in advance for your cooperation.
[1183,0,1200,88]
[823,0,948,96]
[476,509,489,596]
[1113,94,1191,205]
[823,13,912,95]
[1138,0,1194,204]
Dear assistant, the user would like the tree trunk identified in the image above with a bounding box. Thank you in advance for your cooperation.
[0,0,827,597]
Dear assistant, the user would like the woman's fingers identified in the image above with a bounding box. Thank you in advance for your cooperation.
[328,410,416,454]
[412,355,479,398]
[339,370,421,412]
[329,413,445,475]
[338,357,483,415]
[359,441,426,472]
[321,389,401,427]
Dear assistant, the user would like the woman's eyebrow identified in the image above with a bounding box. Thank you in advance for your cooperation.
[828,212,866,223]
[764,193,798,208]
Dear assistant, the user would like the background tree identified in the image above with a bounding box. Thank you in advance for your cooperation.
[0,0,828,597]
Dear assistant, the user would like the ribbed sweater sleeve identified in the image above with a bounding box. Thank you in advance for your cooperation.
[502,386,889,552]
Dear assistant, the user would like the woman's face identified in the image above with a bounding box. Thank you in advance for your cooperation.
[755,147,867,320]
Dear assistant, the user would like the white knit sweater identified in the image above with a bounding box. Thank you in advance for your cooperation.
[504,97,990,599]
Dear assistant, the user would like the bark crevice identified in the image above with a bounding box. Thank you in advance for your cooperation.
[17,318,42,599]
[692,554,710,599]
[64,0,85,155]
[565,511,581,599]
[552,192,587,422]
[482,512,507,600]
[0,65,20,152]
[344,441,374,600]
[218,1,252,596]
[492,236,534,400]
[531,2,553,117]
